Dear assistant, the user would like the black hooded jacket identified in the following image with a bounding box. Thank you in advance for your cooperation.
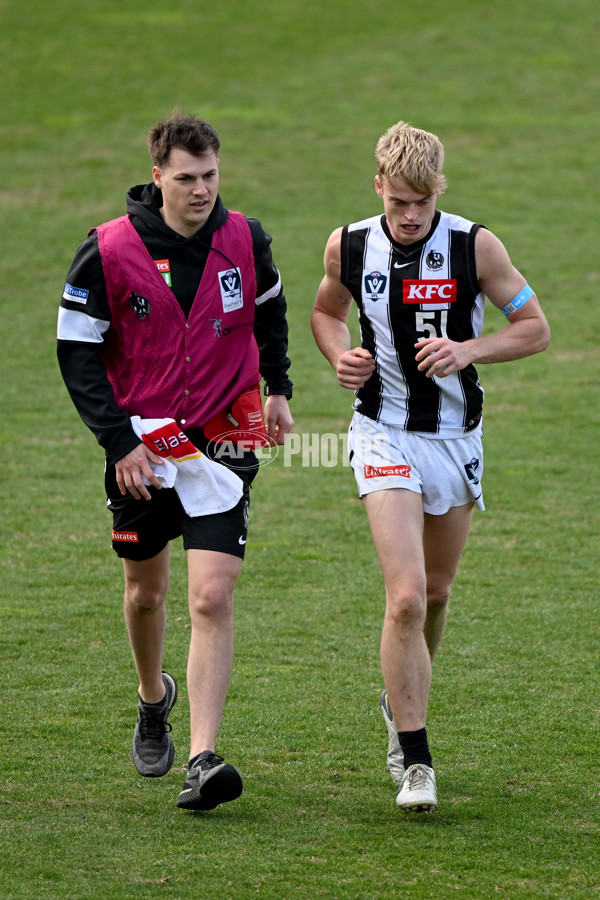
[57,183,292,463]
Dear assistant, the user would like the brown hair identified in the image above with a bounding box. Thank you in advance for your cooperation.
[148,112,220,167]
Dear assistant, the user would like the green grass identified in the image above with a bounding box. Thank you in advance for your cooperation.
[1,0,599,897]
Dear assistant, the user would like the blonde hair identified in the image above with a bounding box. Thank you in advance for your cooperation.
[375,121,447,195]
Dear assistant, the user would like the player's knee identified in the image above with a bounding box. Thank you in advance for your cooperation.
[189,581,234,621]
[385,586,426,629]
[426,583,451,609]
[124,580,168,613]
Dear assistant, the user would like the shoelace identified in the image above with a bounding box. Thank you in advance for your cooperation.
[406,765,431,790]
[138,707,172,741]
[197,752,224,771]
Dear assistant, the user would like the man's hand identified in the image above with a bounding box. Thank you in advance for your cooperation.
[115,442,164,500]
[415,337,473,378]
[265,395,294,446]
[335,347,376,390]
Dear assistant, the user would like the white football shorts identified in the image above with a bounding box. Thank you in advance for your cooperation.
[348,412,485,515]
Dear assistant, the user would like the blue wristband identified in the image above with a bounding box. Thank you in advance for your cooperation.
[501,284,534,317]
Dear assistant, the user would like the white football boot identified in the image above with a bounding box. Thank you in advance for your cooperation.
[380,689,405,785]
[396,764,438,812]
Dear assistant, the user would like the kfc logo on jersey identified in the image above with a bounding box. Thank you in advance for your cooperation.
[219,268,243,312]
[403,279,457,304]
[364,271,388,301]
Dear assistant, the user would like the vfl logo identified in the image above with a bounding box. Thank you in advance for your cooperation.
[426,251,444,270]
[364,271,388,301]
[464,457,480,485]
[129,292,151,319]
[219,268,243,312]
[403,280,457,304]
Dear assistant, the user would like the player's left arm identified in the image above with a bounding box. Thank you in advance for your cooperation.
[416,228,550,378]
[247,217,294,443]
[264,393,294,446]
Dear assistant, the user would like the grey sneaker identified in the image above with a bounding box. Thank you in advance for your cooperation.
[396,764,437,812]
[380,689,405,785]
[177,750,243,810]
[132,672,177,777]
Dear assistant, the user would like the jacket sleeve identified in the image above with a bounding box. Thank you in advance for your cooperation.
[247,218,293,395]
[57,235,141,463]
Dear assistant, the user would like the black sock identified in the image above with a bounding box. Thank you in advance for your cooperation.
[397,727,433,769]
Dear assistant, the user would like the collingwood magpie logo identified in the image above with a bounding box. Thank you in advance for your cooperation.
[364,271,387,301]
[464,457,480,485]
[129,292,151,319]
[426,251,444,270]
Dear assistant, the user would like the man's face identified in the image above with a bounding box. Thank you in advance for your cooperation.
[375,173,438,245]
[153,147,219,237]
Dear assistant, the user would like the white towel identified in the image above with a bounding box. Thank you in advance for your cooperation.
[131,417,243,517]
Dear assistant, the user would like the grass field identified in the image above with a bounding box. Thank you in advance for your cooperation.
[1,0,599,897]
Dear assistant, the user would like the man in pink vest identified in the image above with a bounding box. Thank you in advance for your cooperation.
[58,113,293,811]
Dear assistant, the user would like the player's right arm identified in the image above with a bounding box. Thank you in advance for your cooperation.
[311,228,375,390]
[57,236,162,497]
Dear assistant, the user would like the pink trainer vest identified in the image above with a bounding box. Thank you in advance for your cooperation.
[95,213,260,428]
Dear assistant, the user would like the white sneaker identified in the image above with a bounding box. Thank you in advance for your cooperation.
[380,689,405,785]
[396,764,437,812]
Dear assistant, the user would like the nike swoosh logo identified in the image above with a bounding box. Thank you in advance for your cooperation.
[238,536,247,545]
[394,262,412,269]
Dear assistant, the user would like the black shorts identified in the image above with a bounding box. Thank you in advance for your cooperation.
[105,436,257,562]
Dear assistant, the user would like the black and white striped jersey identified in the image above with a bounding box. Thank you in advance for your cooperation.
[340,210,486,436]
